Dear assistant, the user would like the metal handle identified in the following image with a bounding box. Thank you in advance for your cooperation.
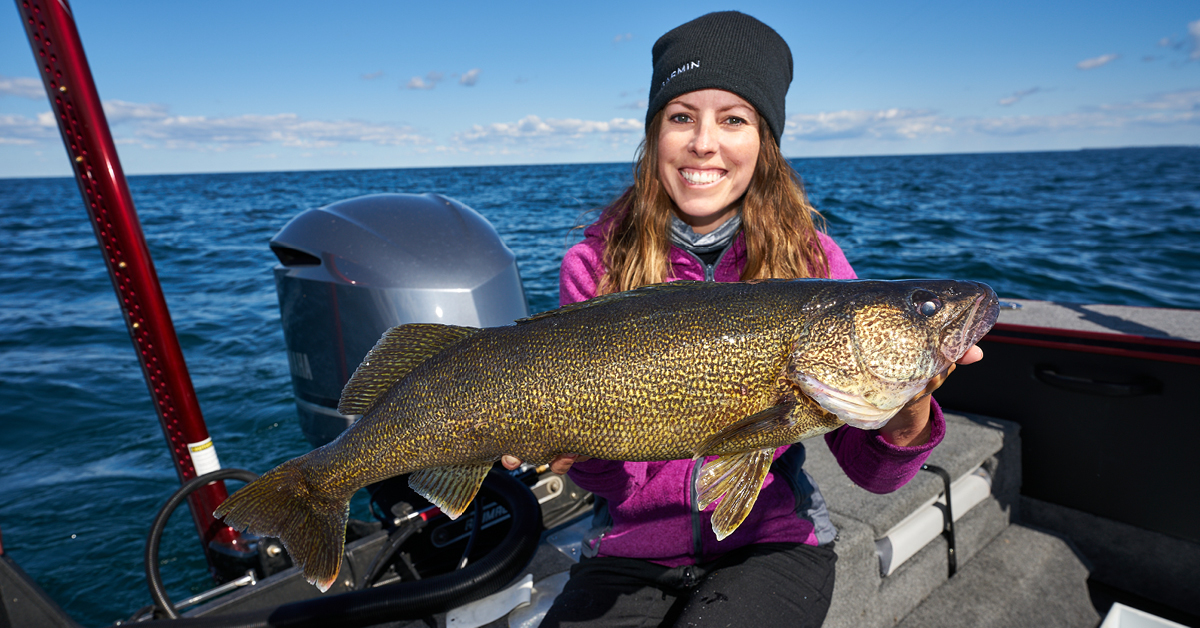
[1033,366,1160,397]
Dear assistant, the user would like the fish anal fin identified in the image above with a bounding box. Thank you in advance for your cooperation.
[693,401,796,459]
[339,323,480,416]
[695,448,775,541]
[408,463,492,519]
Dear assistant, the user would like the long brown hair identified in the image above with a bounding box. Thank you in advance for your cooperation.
[596,110,829,296]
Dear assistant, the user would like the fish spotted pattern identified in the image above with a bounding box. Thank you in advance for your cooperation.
[215,278,998,591]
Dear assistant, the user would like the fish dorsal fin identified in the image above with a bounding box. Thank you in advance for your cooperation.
[695,447,776,540]
[515,280,709,324]
[338,323,480,416]
[409,464,492,519]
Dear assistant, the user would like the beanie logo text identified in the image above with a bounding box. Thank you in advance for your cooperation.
[660,60,700,88]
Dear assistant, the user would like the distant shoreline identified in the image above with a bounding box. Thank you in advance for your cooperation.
[2,144,1198,181]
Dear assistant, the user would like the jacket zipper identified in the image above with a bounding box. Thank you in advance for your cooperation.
[690,458,704,557]
[681,245,733,283]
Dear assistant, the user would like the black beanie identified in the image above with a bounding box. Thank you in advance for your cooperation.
[646,11,792,144]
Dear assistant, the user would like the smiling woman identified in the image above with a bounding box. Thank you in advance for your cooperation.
[498,10,984,628]
[657,89,761,234]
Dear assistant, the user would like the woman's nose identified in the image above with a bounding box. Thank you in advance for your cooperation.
[690,120,717,155]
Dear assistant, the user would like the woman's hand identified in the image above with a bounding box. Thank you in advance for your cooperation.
[501,453,591,475]
[878,345,984,447]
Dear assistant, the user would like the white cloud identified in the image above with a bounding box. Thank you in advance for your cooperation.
[784,90,1200,143]
[407,71,444,90]
[460,69,481,86]
[0,113,57,144]
[0,75,44,99]
[613,33,632,44]
[102,100,171,123]
[0,99,431,150]
[999,87,1041,107]
[785,109,953,141]
[136,114,429,149]
[1190,20,1200,59]
[1097,88,1200,117]
[453,115,641,144]
[1077,53,1119,70]
[361,71,384,80]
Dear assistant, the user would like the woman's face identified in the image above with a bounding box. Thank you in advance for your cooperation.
[657,89,761,235]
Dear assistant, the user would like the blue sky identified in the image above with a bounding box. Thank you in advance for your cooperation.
[1,0,1197,177]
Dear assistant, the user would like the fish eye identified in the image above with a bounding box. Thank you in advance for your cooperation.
[911,290,942,317]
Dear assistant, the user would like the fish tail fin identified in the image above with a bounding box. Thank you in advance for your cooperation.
[214,456,351,592]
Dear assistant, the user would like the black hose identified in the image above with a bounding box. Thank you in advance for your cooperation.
[145,468,260,619]
[139,468,541,626]
[356,516,421,590]
[457,498,484,570]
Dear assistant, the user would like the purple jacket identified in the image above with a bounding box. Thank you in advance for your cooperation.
[557,220,946,567]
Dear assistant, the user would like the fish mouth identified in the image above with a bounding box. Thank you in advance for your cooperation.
[940,286,1000,362]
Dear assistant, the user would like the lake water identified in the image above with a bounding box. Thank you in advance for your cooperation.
[1,147,1197,626]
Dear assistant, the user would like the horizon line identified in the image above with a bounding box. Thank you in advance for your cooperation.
[2,143,1197,181]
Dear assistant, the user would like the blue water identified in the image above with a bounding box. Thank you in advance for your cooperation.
[1,147,1197,626]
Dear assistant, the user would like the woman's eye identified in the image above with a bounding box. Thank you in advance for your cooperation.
[669,113,692,123]
[726,116,746,125]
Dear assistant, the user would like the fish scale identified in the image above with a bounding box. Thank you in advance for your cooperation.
[215,278,998,591]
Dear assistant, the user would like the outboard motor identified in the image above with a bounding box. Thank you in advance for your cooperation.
[270,193,529,447]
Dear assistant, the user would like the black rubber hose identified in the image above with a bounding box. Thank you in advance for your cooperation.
[356,518,421,590]
[138,468,541,627]
[145,468,260,619]
[457,498,484,569]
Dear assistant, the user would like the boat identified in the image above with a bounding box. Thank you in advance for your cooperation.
[3,2,1198,627]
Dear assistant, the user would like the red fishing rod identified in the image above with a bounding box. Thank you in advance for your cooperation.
[14,0,248,578]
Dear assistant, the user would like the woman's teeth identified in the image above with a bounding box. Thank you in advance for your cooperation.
[681,170,724,185]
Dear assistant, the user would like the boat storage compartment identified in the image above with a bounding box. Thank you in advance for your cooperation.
[934,300,1200,617]
[935,304,1200,543]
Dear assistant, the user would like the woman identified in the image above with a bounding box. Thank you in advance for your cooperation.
[505,11,981,627]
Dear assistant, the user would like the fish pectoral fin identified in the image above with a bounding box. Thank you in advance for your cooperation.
[692,402,796,459]
[694,448,775,541]
[408,463,492,519]
[339,323,481,416]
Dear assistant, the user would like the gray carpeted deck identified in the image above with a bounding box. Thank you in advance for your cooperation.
[895,524,1100,628]
[806,413,1018,538]
[815,412,1027,628]
[1022,496,1200,618]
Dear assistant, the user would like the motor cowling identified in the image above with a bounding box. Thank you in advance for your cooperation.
[270,193,529,447]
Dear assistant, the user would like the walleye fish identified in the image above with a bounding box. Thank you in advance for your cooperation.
[216,279,998,591]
